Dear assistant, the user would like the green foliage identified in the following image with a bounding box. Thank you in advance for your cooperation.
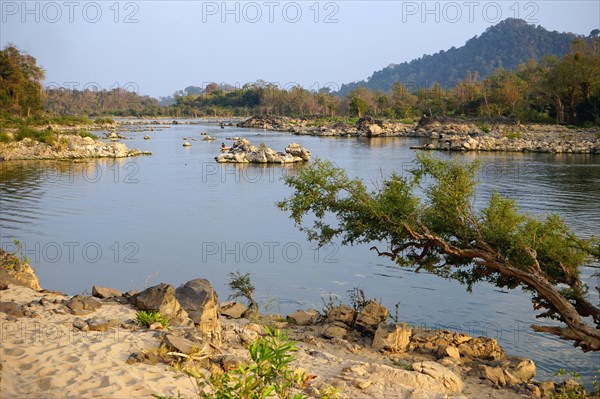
[278,154,600,351]
[135,310,169,328]
[94,117,115,124]
[196,328,335,399]
[347,286,370,313]
[228,271,258,310]
[77,130,98,140]
[0,45,45,116]
[14,126,56,144]
[0,131,11,143]
[551,369,600,398]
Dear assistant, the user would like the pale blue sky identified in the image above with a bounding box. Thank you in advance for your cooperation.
[2,1,598,97]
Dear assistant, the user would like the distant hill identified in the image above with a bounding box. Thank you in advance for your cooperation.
[338,18,584,95]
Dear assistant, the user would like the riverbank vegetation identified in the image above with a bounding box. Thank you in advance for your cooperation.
[278,154,600,352]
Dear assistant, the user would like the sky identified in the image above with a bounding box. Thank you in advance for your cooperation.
[2,1,599,98]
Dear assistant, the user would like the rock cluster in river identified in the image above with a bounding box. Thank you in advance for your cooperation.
[215,138,311,163]
[237,115,600,154]
[0,134,150,161]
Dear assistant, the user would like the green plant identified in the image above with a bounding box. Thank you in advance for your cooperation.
[347,286,369,313]
[228,271,258,310]
[135,310,169,328]
[197,328,317,399]
[259,142,268,151]
[321,291,341,315]
[77,130,99,140]
[278,154,600,351]
[0,131,12,143]
[477,123,491,133]
[504,130,521,140]
[12,239,30,265]
[14,126,56,144]
[94,117,115,124]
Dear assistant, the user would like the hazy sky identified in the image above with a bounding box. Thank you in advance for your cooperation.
[2,1,599,97]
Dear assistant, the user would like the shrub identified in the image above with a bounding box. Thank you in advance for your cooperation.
[135,310,169,328]
[14,126,56,144]
[77,130,98,140]
[0,131,12,143]
[94,117,115,124]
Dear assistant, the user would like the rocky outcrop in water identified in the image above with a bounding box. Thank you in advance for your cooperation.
[215,138,310,164]
[0,134,151,161]
[238,115,600,154]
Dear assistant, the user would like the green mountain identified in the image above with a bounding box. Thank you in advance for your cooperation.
[338,18,584,95]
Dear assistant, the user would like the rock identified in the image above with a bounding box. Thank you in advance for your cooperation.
[91,285,122,299]
[372,323,412,353]
[86,316,121,331]
[355,301,388,335]
[175,279,221,342]
[72,318,89,331]
[220,301,248,319]
[322,323,348,339]
[287,309,321,325]
[66,295,102,315]
[470,364,506,386]
[126,351,159,365]
[143,135,150,140]
[219,355,243,371]
[215,139,310,164]
[352,378,372,390]
[149,322,166,330]
[457,336,505,360]
[325,305,355,326]
[537,381,555,398]
[412,361,463,394]
[0,249,41,290]
[436,345,461,361]
[129,283,191,326]
[0,302,25,317]
[490,356,536,383]
[182,141,191,147]
[368,124,383,136]
[163,334,198,355]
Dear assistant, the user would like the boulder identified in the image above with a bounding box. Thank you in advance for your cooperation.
[368,124,383,136]
[372,323,412,353]
[490,356,536,383]
[66,295,102,315]
[163,334,198,355]
[457,336,505,360]
[220,301,248,319]
[86,316,121,331]
[92,285,122,299]
[0,302,25,317]
[129,283,191,326]
[470,364,507,386]
[0,249,41,291]
[287,309,321,325]
[322,323,348,339]
[176,279,221,342]
[355,301,388,335]
[325,305,355,326]
[412,361,464,394]
[436,345,461,361]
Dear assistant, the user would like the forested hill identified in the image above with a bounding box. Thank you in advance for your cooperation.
[338,18,583,95]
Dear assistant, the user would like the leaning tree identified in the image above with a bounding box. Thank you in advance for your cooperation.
[278,154,600,351]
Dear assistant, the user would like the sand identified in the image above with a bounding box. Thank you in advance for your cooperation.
[0,284,536,399]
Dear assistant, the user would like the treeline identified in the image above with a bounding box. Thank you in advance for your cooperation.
[168,39,600,125]
[2,41,599,126]
[45,87,162,116]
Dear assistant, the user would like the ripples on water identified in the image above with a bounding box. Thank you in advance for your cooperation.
[0,124,599,382]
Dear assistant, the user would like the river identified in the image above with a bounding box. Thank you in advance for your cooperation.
[1,121,598,382]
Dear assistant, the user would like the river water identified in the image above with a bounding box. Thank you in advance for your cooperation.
[1,122,598,382]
